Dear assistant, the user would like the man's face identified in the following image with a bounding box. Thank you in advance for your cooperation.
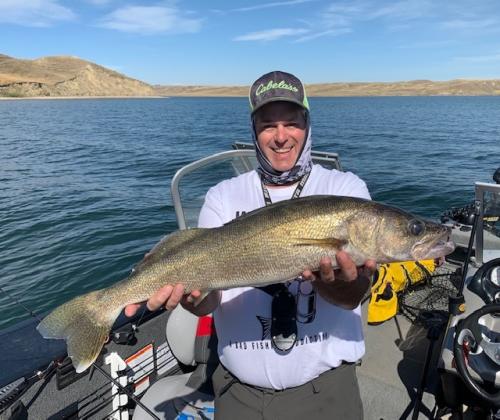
[253,102,307,173]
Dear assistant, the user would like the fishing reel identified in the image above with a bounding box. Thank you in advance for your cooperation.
[453,303,500,408]
[441,203,476,226]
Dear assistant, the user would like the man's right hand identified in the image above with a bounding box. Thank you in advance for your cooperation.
[124,285,221,317]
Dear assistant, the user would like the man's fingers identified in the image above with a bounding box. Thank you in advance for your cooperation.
[319,256,334,283]
[146,285,173,311]
[364,259,377,274]
[165,284,185,311]
[301,269,315,281]
[185,289,201,304]
[336,251,358,281]
[124,303,141,317]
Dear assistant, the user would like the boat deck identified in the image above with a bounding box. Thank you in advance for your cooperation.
[358,259,473,420]
[360,306,442,419]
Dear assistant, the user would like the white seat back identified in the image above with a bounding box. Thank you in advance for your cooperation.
[166,305,199,366]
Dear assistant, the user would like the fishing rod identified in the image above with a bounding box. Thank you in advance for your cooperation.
[0,285,42,323]
[91,364,160,420]
[0,286,160,420]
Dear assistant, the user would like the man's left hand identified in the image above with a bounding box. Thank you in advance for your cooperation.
[302,251,377,309]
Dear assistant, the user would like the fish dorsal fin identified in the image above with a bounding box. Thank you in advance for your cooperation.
[150,228,206,254]
[137,228,207,267]
[292,237,348,249]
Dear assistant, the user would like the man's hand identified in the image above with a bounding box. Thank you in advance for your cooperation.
[124,285,220,318]
[302,251,377,309]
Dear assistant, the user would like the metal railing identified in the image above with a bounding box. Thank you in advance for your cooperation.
[170,143,342,230]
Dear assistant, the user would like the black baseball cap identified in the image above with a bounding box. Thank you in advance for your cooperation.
[249,70,310,115]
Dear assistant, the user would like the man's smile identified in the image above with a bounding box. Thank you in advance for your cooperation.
[271,145,295,154]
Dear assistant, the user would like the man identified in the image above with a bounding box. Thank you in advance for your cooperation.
[126,71,375,419]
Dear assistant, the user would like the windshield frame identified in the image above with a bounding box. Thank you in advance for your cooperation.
[475,181,500,264]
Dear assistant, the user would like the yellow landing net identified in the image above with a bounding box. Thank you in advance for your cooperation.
[367,260,437,324]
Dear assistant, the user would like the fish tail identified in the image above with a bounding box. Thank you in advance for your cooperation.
[37,290,121,373]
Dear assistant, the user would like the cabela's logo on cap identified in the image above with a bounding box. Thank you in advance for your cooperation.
[256,80,299,96]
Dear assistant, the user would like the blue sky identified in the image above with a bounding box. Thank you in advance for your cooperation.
[1,0,500,85]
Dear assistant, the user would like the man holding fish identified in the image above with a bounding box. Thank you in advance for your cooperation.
[39,71,453,419]
[129,71,377,419]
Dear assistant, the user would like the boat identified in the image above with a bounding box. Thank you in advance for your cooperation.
[1,143,499,419]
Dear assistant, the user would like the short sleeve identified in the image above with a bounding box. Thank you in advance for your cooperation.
[198,186,225,228]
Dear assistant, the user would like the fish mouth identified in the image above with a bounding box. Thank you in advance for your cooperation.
[411,230,455,260]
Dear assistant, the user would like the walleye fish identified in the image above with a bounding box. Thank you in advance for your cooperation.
[37,195,454,372]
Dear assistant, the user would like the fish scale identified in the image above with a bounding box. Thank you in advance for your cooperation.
[37,195,454,372]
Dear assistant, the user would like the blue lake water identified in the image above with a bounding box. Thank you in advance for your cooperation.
[0,96,499,329]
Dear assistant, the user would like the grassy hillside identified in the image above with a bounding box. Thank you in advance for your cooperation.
[0,54,155,97]
[155,79,500,97]
[2,53,499,97]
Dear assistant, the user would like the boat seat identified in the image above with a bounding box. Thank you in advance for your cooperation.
[133,306,218,420]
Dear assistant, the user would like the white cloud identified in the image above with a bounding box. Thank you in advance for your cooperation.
[326,3,366,14]
[232,0,497,44]
[321,0,433,29]
[295,27,351,42]
[233,0,315,13]
[234,28,309,42]
[368,0,433,20]
[0,0,75,27]
[99,6,202,35]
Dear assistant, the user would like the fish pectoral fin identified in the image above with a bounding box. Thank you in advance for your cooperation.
[293,237,348,249]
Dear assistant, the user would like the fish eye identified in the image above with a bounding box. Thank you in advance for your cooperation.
[408,220,425,236]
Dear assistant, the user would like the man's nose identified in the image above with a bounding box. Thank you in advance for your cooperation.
[275,124,288,142]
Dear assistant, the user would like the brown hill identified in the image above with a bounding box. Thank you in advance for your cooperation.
[155,79,500,97]
[306,79,500,96]
[2,54,499,97]
[0,54,155,97]
[153,85,248,97]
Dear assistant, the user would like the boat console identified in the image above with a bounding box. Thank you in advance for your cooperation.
[439,182,500,412]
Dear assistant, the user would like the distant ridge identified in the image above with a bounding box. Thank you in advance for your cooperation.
[155,79,500,97]
[1,54,500,98]
[0,54,155,97]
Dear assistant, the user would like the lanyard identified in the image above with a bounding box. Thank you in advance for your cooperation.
[258,171,310,296]
[260,171,310,206]
[259,172,311,351]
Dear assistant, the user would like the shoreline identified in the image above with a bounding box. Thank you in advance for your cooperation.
[0,95,168,101]
[2,94,500,100]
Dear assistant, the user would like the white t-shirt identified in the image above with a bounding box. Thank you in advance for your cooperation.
[198,164,371,389]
